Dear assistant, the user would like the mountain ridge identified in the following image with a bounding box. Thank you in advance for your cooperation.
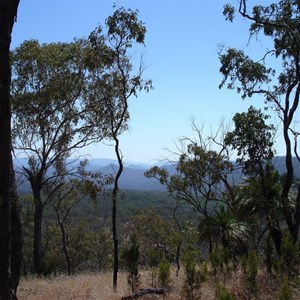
[14,156,300,193]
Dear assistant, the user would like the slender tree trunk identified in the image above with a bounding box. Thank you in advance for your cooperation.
[112,190,119,290]
[57,217,71,275]
[112,136,123,291]
[33,200,44,274]
[282,117,300,243]
[0,1,21,298]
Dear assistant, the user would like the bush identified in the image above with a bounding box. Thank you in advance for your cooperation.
[215,283,237,300]
[121,234,141,293]
[158,259,171,292]
[182,250,207,300]
[242,250,259,298]
[278,276,293,300]
[147,248,163,287]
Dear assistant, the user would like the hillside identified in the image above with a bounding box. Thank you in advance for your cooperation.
[14,156,300,194]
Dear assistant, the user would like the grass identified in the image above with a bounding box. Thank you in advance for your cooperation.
[17,269,209,300]
[17,268,300,299]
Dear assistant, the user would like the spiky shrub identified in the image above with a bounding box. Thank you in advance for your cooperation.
[279,234,299,278]
[278,276,293,300]
[210,247,232,282]
[215,283,237,300]
[158,259,171,294]
[242,250,259,298]
[121,235,141,293]
[182,251,207,300]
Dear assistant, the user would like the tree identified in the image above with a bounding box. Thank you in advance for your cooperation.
[224,106,275,176]
[86,7,152,290]
[225,106,283,253]
[121,234,141,293]
[145,144,233,253]
[220,0,300,243]
[48,161,112,275]
[11,39,96,274]
[199,206,249,259]
[0,1,22,298]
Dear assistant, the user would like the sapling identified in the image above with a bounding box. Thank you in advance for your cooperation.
[121,235,141,293]
[183,250,207,300]
[158,259,171,298]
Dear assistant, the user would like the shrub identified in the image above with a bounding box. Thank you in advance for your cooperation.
[242,250,259,298]
[158,259,171,292]
[215,283,237,300]
[278,276,293,300]
[182,250,207,300]
[121,234,141,293]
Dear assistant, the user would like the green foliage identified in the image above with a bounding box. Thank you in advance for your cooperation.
[145,145,233,225]
[225,106,275,175]
[147,248,163,287]
[242,250,259,298]
[210,247,232,281]
[182,250,207,300]
[106,7,146,45]
[278,276,293,300]
[215,283,237,300]
[121,234,141,292]
[279,234,299,278]
[200,206,249,258]
[220,0,300,246]
[158,259,171,292]
[133,208,180,264]
[263,234,276,277]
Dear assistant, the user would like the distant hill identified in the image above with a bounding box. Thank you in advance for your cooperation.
[272,156,300,178]
[14,156,300,193]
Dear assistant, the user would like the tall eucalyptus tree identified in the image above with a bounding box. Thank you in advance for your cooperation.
[11,39,95,274]
[220,0,300,243]
[85,7,152,290]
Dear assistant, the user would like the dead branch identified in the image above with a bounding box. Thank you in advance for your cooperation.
[121,288,164,300]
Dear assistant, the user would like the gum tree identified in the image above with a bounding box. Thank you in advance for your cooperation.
[86,7,152,290]
[219,0,300,243]
[145,144,233,254]
[11,40,95,274]
[225,106,283,253]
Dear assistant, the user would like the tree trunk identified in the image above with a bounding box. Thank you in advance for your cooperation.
[269,223,283,256]
[9,175,23,298]
[112,136,123,291]
[33,201,44,274]
[58,217,71,275]
[0,1,20,298]
[112,184,119,291]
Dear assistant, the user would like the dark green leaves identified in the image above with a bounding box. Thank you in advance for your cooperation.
[219,48,273,99]
[225,106,275,175]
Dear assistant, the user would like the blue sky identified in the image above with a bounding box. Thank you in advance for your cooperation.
[12,0,279,164]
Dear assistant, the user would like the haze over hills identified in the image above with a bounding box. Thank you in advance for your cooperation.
[14,156,300,193]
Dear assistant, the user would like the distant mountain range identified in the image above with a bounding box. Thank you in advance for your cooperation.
[14,156,300,193]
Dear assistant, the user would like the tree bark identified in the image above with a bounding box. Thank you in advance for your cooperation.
[112,136,123,291]
[33,201,44,274]
[57,216,71,275]
[0,1,21,298]
[9,174,23,298]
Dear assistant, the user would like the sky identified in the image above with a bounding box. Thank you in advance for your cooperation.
[12,0,280,165]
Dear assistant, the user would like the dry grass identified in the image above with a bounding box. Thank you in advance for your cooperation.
[17,268,299,300]
[17,269,210,300]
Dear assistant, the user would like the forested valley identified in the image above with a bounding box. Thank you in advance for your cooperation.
[2,1,300,299]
